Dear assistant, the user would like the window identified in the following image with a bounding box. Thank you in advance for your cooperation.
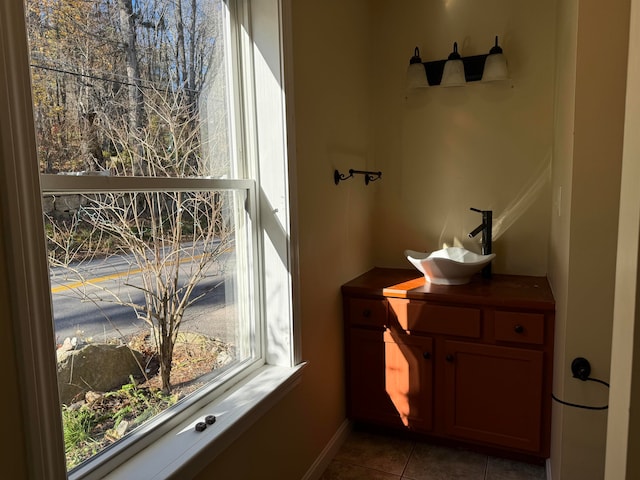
[1,0,299,478]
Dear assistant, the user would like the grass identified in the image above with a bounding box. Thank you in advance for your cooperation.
[61,332,233,471]
[63,379,178,470]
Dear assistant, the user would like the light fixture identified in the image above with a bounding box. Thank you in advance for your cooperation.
[406,47,429,89]
[440,42,466,87]
[406,35,509,88]
[482,36,508,81]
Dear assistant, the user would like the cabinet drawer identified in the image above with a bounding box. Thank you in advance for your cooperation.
[494,311,544,345]
[347,298,387,328]
[390,299,480,337]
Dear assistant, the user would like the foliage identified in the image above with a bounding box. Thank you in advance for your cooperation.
[62,404,102,454]
[62,377,178,470]
[29,0,233,395]
[47,91,235,394]
[25,0,225,174]
[27,0,238,472]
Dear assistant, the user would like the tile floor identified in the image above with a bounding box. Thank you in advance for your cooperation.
[319,428,546,480]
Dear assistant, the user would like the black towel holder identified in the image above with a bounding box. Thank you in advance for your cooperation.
[334,169,382,185]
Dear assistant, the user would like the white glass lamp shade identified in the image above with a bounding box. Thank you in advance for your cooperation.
[406,47,429,89]
[482,36,509,82]
[441,59,465,86]
[482,53,508,81]
[441,42,466,87]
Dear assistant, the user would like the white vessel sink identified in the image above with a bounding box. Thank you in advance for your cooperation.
[405,247,496,285]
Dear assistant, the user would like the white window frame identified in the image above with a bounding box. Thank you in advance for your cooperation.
[0,0,301,478]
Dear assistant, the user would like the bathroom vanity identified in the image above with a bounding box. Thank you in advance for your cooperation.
[342,268,555,461]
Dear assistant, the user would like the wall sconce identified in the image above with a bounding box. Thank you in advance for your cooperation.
[406,47,429,89]
[482,36,509,81]
[407,36,508,88]
[441,42,466,87]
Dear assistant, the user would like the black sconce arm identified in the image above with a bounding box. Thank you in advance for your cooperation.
[334,169,382,185]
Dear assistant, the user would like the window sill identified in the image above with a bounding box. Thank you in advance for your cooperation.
[103,363,306,479]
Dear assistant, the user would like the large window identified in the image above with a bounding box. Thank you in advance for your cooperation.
[2,0,298,478]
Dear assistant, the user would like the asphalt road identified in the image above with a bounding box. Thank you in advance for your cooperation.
[50,252,238,346]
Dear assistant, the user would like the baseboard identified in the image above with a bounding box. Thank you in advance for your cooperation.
[301,419,352,480]
[546,458,552,480]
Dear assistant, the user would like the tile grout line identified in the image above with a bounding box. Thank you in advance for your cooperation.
[400,440,417,479]
[333,458,409,478]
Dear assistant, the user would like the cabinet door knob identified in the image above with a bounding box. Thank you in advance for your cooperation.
[423,351,431,360]
[445,354,454,362]
[362,309,371,318]
[514,324,524,334]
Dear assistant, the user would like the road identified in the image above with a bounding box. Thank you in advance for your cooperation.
[50,252,238,346]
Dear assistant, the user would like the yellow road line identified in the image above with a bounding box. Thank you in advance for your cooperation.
[51,268,143,293]
[49,250,222,293]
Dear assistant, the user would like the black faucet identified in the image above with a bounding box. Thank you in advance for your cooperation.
[468,207,493,278]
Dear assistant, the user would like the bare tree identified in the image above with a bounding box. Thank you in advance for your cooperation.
[78,192,232,393]
[47,89,234,393]
[27,0,222,174]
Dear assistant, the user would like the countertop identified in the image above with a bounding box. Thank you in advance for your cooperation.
[341,268,555,311]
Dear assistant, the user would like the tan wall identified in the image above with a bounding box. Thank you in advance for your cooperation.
[548,0,578,476]
[549,0,630,479]
[369,0,556,276]
[195,0,375,478]
[606,0,640,478]
[1,0,637,479]
[0,1,37,477]
[0,201,28,480]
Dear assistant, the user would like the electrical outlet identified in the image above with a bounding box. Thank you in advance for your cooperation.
[571,357,591,381]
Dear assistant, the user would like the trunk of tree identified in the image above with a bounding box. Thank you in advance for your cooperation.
[80,112,104,171]
[117,0,145,137]
[187,0,197,108]
[159,327,174,393]
[175,0,188,92]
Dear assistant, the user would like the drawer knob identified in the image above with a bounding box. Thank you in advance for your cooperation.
[423,351,431,360]
[514,324,524,334]
[362,309,371,318]
[445,354,454,363]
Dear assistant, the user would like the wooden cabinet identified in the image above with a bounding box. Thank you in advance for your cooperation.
[383,330,433,432]
[344,297,434,430]
[342,268,555,462]
[347,327,401,427]
[443,341,543,453]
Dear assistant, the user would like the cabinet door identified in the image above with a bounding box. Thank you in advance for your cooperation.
[384,330,433,432]
[347,328,433,431]
[347,328,403,427]
[443,341,544,453]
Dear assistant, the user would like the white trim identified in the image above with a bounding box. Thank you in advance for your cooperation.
[248,0,297,368]
[0,2,67,478]
[103,364,306,480]
[40,174,254,193]
[301,420,352,480]
[1,0,301,477]
[546,458,552,480]
[279,0,303,366]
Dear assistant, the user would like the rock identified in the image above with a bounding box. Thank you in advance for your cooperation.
[53,194,86,213]
[108,420,129,441]
[214,350,233,368]
[57,343,145,405]
[85,391,103,404]
[67,400,85,412]
[57,337,81,362]
[42,195,55,214]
